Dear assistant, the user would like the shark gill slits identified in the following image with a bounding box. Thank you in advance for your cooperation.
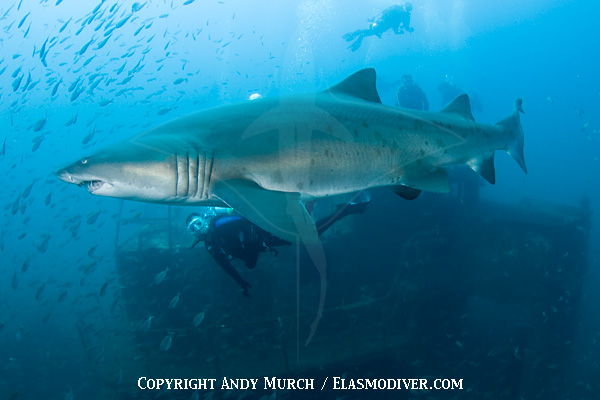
[188,149,199,199]
[174,153,178,197]
[185,151,190,197]
[175,153,190,198]
[194,150,200,198]
[202,150,214,200]
[198,152,205,200]
[184,151,190,197]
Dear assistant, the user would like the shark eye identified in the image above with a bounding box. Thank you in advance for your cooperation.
[81,159,88,164]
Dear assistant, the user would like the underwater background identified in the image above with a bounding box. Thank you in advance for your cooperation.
[1,0,599,399]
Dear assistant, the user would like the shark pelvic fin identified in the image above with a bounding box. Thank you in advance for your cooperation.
[467,152,496,184]
[441,94,475,121]
[324,68,382,104]
[212,180,318,243]
[390,185,422,200]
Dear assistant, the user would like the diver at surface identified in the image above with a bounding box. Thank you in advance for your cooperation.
[396,74,429,111]
[186,193,371,297]
[343,3,414,52]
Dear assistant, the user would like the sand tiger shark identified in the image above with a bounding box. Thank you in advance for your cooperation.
[56,68,526,242]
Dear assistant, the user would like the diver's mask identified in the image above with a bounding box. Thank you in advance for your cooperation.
[187,207,233,247]
[187,216,209,238]
[186,208,217,239]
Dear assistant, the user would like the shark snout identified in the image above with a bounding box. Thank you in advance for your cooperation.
[55,167,76,183]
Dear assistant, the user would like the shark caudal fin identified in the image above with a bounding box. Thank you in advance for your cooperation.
[496,99,527,174]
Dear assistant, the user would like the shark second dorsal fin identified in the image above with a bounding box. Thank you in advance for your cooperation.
[323,68,382,104]
[441,94,475,121]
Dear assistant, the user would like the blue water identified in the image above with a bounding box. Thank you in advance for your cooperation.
[1,1,599,399]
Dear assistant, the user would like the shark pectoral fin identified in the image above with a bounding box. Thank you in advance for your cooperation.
[212,180,318,243]
[403,167,449,193]
[467,152,496,184]
[390,185,422,200]
[441,94,475,121]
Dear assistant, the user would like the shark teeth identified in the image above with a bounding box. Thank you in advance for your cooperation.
[81,180,104,193]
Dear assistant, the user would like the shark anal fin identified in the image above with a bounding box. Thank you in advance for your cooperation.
[323,68,382,104]
[441,94,475,121]
[390,185,422,200]
[467,152,496,184]
[212,180,318,243]
[403,166,449,193]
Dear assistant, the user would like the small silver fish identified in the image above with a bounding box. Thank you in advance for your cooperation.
[86,210,101,224]
[168,292,180,309]
[160,333,172,351]
[36,283,45,301]
[100,281,108,297]
[139,316,153,332]
[37,235,50,253]
[22,181,35,198]
[32,116,46,132]
[192,311,205,328]
[154,266,169,285]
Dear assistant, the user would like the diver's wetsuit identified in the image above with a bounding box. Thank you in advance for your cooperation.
[397,80,429,111]
[204,216,282,297]
[202,201,368,297]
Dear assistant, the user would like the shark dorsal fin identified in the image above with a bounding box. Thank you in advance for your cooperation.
[324,68,382,103]
[441,94,475,121]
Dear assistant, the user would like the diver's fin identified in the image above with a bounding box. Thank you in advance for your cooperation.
[212,180,318,243]
[342,32,356,42]
[466,152,495,184]
[323,68,381,103]
[497,98,527,174]
[403,167,449,193]
[390,185,422,200]
[441,94,475,121]
[348,36,363,52]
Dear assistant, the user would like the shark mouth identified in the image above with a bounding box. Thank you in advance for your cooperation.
[80,180,104,193]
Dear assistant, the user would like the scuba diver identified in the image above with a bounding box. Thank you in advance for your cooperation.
[343,3,414,52]
[396,74,429,111]
[186,193,371,297]
[438,80,483,114]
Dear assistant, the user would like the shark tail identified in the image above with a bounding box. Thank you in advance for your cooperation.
[496,99,527,174]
